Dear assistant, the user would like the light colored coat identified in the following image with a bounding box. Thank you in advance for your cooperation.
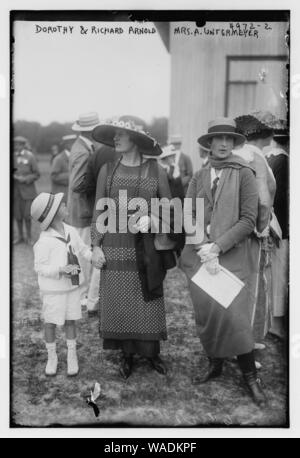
[235,143,276,232]
[179,163,259,357]
[33,223,92,294]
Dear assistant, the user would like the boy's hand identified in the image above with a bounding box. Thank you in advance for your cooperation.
[59,264,80,276]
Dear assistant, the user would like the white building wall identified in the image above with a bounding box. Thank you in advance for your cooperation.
[169,22,289,171]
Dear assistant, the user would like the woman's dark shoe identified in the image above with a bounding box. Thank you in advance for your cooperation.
[149,356,167,375]
[243,371,267,407]
[119,354,133,379]
[192,357,223,384]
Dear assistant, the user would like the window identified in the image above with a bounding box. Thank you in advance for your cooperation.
[225,56,288,119]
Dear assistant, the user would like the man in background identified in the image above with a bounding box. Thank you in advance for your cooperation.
[168,134,193,195]
[51,135,76,202]
[13,136,40,245]
[50,144,60,164]
[67,113,101,315]
[199,144,210,167]
[72,138,115,197]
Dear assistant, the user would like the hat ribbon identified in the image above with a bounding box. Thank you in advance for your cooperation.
[208,125,237,134]
[38,194,55,223]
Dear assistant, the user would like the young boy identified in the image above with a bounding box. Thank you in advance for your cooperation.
[31,192,97,376]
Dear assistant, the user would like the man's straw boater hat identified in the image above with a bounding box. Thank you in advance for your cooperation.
[14,136,28,144]
[168,134,182,145]
[159,144,177,160]
[62,134,77,142]
[31,192,64,231]
[72,112,100,132]
[92,115,162,156]
[197,117,246,150]
[61,134,77,149]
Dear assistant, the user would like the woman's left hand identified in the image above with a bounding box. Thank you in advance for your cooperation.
[134,215,151,233]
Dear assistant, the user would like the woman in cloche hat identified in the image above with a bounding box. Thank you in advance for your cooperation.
[179,117,267,407]
[91,115,175,379]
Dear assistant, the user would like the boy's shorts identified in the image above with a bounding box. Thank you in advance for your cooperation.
[42,287,82,326]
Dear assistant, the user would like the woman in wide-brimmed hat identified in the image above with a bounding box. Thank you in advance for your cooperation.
[234,111,277,350]
[179,117,267,407]
[91,115,176,379]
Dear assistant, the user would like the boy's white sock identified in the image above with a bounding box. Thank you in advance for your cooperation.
[45,342,58,376]
[67,339,79,376]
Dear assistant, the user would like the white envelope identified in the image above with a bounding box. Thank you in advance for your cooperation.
[191,264,245,309]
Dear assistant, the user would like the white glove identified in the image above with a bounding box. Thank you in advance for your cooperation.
[197,243,221,275]
[205,256,221,275]
[133,215,151,233]
[197,243,214,261]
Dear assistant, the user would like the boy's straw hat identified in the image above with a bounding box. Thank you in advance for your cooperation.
[31,192,64,231]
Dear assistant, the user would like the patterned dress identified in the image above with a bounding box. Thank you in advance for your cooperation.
[91,158,172,357]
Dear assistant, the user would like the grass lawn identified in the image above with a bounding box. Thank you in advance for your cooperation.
[11,154,288,427]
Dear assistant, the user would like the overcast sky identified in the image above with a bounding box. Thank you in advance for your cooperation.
[13,21,170,125]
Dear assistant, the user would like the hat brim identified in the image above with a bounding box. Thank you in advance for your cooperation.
[72,122,100,132]
[197,132,246,150]
[160,151,177,160]
[14,137,27,144]
[40,193,65,231]
[92,124,162,156]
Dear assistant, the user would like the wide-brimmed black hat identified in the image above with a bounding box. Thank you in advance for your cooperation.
[92,116,162,156]
[197,117,246,149]
[235,111,281,137]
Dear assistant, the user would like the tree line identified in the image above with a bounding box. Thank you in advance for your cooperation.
[13,118,169,153]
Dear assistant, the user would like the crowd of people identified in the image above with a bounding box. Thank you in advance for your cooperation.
[13,109,288,409]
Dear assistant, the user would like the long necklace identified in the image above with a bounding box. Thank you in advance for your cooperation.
[107,153,143,200]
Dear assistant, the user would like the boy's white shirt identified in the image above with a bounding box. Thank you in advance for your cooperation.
[33,222,92,294]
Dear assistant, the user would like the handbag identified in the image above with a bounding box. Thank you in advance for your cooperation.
[154,233,177,251]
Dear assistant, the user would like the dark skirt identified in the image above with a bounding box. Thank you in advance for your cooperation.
[103,339,160,357]
[98,233,167,354]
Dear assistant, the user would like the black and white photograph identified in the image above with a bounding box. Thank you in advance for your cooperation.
[3,4,295,434]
